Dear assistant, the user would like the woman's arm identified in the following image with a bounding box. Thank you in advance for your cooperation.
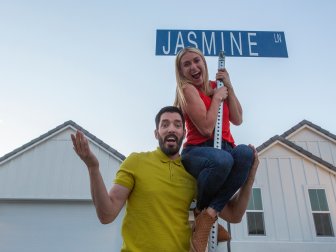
[216,69,243,125]
[183,84,228,137]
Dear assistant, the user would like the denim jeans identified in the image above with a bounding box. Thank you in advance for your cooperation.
[181,140,254,212]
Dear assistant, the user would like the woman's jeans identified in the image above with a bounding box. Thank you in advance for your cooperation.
[181,140,254,212]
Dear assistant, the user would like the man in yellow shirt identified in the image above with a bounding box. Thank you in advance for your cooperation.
[71,106,259,252]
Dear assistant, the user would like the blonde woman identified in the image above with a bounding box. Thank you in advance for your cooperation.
[174,47,257,252]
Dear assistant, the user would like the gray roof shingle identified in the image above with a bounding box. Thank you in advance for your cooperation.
[257,120,336,173]
[281,119,336,141]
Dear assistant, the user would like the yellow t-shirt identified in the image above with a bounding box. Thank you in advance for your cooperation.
[114,148,196,252]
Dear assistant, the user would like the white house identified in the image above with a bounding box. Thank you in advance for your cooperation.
[0,121,125,252]
[1,120,335,252]
[217,120,336,252]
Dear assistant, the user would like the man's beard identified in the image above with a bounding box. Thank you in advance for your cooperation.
[158,134,183,156]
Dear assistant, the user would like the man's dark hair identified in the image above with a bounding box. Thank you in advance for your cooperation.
[155,106,185,129]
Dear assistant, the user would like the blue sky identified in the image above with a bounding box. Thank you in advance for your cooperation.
[1,0,336,158]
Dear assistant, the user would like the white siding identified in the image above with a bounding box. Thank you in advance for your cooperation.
[0,124,125,252]
[291,158,314,241]
[0,127,122,200]
[268,157,289,240]
[228,142,336,252]
[219,241,336,252]
[279,158,302,241]
[0,200,123,252]
[288,127,336,166]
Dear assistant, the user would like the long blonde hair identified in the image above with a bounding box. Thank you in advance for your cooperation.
[173,47,211,111]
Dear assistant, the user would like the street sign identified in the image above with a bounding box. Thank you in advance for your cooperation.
[156,29,288,58]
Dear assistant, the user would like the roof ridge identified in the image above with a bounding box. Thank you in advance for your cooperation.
[257,134,336,173]
[0,121,125,163]
[280,119,336,141]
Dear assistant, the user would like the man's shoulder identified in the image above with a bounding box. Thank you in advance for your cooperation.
[125,149,158,161]
[120,150,161,171]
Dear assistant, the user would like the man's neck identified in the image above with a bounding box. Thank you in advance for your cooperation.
[168,153,180,160]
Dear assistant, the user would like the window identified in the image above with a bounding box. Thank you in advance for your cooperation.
[246,188,265,235]
[308,189,334,236]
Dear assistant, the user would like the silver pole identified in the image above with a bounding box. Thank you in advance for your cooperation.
[208,51,228,252]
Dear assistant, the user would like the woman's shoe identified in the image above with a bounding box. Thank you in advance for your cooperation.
[190,210,217,252]
[194,209,231,242]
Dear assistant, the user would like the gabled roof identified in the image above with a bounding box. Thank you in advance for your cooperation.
[0,120,125,164]
[257,135,336,173]
[257,120,336,174]
[281,119,336,141]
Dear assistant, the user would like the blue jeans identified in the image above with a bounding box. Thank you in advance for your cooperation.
[181,140,254,212]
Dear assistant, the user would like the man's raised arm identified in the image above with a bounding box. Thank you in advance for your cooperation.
[71,130,130,224]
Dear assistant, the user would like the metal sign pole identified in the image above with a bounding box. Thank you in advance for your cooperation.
[208,51,230,252]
